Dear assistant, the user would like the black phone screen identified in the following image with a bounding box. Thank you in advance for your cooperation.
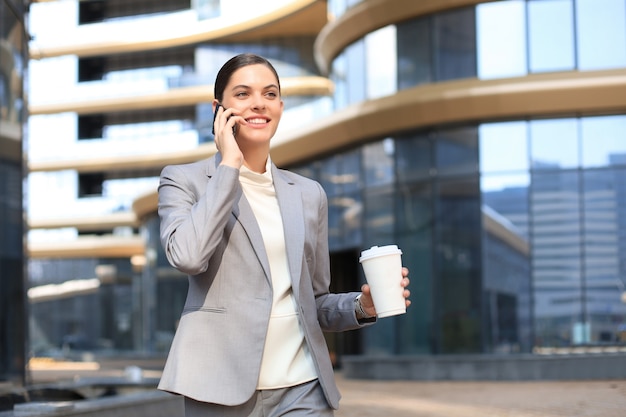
[212,103,237,136]
[211,103,223,135]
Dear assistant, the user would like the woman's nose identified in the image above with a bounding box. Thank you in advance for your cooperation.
[250,96,266,110]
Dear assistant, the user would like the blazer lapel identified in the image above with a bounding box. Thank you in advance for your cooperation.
[235,194,273,283]
[272,164,305,297]
[205,155,272,282]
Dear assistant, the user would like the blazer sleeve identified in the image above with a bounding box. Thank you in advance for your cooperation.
[158,163,240,275]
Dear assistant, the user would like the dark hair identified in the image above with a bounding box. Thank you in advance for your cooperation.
[213,53,281,102]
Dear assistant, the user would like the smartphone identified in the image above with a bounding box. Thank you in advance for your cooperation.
[211,103,223,135]
[211,103,236,135]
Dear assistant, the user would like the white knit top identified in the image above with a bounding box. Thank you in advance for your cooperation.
[239,159,318,389]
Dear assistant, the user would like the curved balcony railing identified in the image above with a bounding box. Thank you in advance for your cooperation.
[28,76,333,115]
[315,0,487,74]
[29,0,327,59]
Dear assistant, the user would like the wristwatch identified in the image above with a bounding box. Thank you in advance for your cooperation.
[355,294,375,320]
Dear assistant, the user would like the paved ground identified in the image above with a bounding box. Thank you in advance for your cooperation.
[28,360,626,417]
[334,373,626,417]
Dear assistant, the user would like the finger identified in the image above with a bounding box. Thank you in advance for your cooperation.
[359,291,375,309]
[213,105,224,130]
[226,115,242,135]
[216,108,234,135]
[213,108,224,147]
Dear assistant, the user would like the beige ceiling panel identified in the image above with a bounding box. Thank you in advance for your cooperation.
[28,212,138,231]
[28,235,145,259]
[29,142,218,173]
[30,0,326,59]
[28,77,332,116]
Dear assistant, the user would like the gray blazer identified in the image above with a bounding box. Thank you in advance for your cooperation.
[156,154,369,409]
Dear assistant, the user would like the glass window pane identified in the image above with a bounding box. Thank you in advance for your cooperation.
[435,177,482,353]
[363,139,394,187]
[365,25,397,99]
[576,0,626,70]
[477,0,527,79]
[582,169,624,305]
[435,126,479,177]
[479,121,529,174]
[363,186,394,246]
[328,191,363,251]
[318,151,361,196]
[583,168,626,343]
[583,168,626,344]
[345,40,367,104]
[396,181,433,354]
[397,17,432,89]
[194,0,220,19]
[481,174,530,237]
[433,7,477,81]
[482,175,532,353]
[396,133,432,183]
[581,115,626,168]
[530,118,579,170]
[528,0,575,73]
[331,53,349,110]
[320,151,362,251]
[531,170,584,346]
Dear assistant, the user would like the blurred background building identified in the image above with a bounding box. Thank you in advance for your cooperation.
[2,0,626,384]
[0,0,27,386]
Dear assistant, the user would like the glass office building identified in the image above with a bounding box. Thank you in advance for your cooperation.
[0,0,27,384]
[23,0,626,378]
[312,0,626,356]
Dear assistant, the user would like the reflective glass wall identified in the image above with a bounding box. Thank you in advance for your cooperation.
[293,114,626,354]
[292,125,532,355]
[482,115,626,347]
[0,0,27,384]
[331,0,626,110]
[322,0,626,353]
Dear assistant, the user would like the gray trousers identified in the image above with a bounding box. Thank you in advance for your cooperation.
[184,379,334,417]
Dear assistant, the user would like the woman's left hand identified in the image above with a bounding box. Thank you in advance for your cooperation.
[359,267,411,318]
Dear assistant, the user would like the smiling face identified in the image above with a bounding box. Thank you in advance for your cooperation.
[218,64,284,148]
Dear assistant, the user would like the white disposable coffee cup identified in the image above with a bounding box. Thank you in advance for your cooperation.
[359,245,405,318]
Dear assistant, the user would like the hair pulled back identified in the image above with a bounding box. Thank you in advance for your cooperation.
[213,53,281,102]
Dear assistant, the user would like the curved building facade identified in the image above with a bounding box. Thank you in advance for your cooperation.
[25,0,626,379]
[0,0,28,384]
[309,0,626,359]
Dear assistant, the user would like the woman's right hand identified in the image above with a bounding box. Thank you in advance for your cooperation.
[213,105,243,169]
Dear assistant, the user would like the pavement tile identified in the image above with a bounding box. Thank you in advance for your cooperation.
[334,372,626,417]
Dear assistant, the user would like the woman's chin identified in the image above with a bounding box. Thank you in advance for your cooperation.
[238,129,274,144]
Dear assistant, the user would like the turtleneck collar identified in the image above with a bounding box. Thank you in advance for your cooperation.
[239,156,273,187]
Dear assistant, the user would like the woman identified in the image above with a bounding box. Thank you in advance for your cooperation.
[157,53,411,416]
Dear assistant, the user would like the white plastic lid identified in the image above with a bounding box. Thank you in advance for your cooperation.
[359,245,402,262]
